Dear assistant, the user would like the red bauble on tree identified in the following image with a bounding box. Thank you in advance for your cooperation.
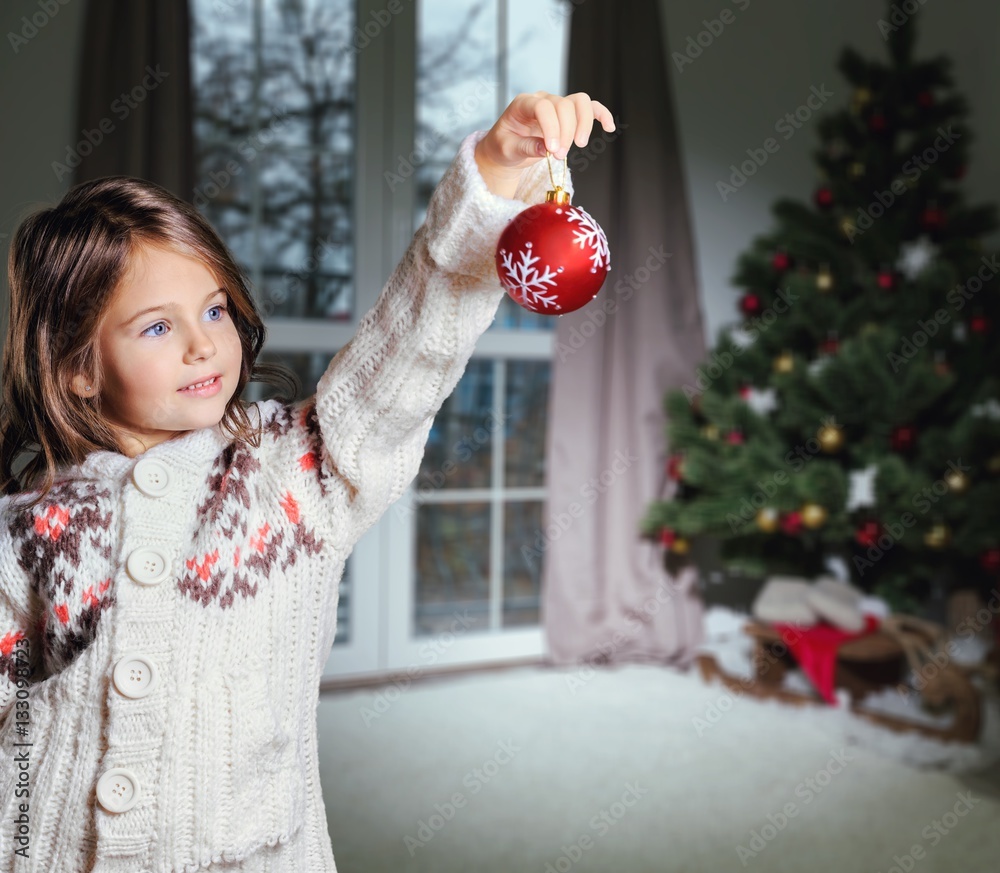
[772,250,792,271]
[877,268,898,291]
[781,511,803,536]
[868,109,888,133]
[667,453,685,481]
[739,292,763,318]
[981,548,1000,573]
[970,313,991,335]
[921,205,946,233]
[496,164,611,315]
[814,186,834,209]
[726,429,745,446]
[856,520,883,548]
[891,424,917,453]
[917,90,934,108]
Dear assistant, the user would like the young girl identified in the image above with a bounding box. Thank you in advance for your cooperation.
[0,92,614,872]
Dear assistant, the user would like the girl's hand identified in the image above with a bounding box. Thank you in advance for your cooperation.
[474,91,616,198]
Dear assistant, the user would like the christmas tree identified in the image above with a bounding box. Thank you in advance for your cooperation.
[642,4,1000,613]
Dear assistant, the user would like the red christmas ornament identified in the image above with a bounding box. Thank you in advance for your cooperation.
[819,333,839,355]
[772,251,792,271]
[877,269,897,291]
[856,520,883,548]
[496,174,610,315]
[814,187,834,209]
[970,314,991,335]
[981,548,1000,573]
[659,528,677,548]
[726,429,745,446]
[917,91,934,108]
[738,382,752,399]
[890,424,917,453]
[739,292,763,318]
[921,206,945,232]
[868,110,888,133]
[781,511,803,536]
[667,453,685,481]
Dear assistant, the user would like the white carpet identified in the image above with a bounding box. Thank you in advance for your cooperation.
[316,625,1000,872]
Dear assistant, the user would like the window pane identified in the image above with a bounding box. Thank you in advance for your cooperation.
[190,0,255,139]
[415,503,491,636]
[504,360,549,487]
[190,0,355,321]
[503,501,543,626]
[191,142,256,266]
[258,1,355,153]
[414,0,498,228]
[257,150,353,320]
[419,359,494,491]
[505,0,570,106]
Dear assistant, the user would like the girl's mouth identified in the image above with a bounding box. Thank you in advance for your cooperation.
[179,375,222,397]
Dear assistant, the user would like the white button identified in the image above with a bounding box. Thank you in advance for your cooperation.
[113,653,159,699]
[132,458,172,498]
[96,767,140,813]
[126,547,171,586]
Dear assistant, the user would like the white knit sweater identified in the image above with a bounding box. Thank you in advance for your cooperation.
[0,130,572,873]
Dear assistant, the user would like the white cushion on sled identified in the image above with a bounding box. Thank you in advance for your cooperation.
[751,577,817,625]
[805,576,866,632]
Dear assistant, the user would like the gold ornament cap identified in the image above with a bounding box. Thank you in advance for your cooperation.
[544,152,571,204]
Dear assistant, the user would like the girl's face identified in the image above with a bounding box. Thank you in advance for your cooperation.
[83,244,244,458]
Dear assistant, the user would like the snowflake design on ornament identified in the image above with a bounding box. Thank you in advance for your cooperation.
[499,242,563,310]
[567,207,611,272]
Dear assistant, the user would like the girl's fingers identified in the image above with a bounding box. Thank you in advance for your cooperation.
[531,94,561,154]
[554,96,579,157]
[569,92,596,148]
[591,100,616,132]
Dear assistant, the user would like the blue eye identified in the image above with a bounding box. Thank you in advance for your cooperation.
[141,304,228,337]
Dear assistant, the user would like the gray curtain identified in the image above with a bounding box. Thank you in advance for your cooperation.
[72,0,195,200]
[541,0,708,667]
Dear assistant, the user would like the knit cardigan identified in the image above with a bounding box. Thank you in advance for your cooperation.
[0,130,573,873]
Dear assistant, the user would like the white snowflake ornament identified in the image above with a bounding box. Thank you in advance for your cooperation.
[846,464,878,511]
[896,235,938,280]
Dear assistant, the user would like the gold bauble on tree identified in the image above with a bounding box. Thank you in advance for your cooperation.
[756,507,780,534]
[816,265,833,291]
[840,215,857,237]
[671,537,691,556]
[944,469,970,493]
[849,162,865,179]
[800,503,828,529]
[701,423,720,441]
[773,351,794,374]
[817,422,845,453]
[851,87,872,114]
[924,522,952,549]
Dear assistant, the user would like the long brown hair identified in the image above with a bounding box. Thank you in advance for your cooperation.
[0,175,300,509]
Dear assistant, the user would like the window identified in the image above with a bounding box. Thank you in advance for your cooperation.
[190,0,570,676]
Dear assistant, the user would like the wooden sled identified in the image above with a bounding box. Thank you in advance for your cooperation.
[697,617,982,744]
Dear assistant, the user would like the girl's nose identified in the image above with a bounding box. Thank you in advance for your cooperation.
[185,328,217,360]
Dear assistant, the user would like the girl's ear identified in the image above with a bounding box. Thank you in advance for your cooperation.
[70,373,96,399]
